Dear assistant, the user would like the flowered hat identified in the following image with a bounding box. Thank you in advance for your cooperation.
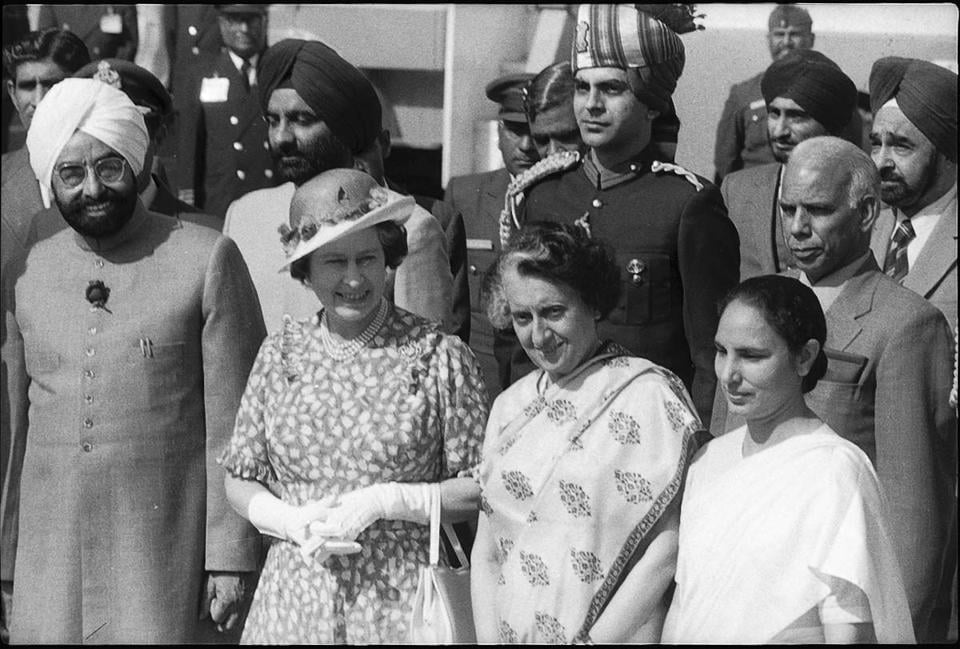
[279,168,414,270]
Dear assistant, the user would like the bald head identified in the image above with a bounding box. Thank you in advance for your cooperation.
[780,136,880,283]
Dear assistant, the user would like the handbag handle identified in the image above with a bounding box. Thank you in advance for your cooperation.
[429,483,470,569]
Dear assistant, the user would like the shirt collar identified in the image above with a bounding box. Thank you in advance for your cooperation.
[896,182,957,224]
[228,50,258,72]
[799,250,872,311]
[582,148,653,190]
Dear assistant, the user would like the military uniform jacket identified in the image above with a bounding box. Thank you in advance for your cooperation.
[3,205,265,643]
[522,153,740,426]
[175,49,274,218]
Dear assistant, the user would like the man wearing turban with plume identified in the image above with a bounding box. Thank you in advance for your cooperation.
[867,56,958,644]
[223,38,454,336]
[718,49,859,288]
[517,3,739,428]
[2,78,265,643]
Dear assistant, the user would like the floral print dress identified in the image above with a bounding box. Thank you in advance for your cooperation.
[220,306,488,644]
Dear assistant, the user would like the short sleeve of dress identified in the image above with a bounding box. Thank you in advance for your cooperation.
[433,333,489,479]
[218,331,281,484]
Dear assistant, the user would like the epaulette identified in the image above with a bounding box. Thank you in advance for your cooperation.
[499,149,581,247]
[651,160,703,192]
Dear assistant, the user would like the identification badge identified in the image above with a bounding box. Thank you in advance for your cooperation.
[748,98,766,110]
[200,76,230,103]
[100,13,123,34]
[466,238,494,251]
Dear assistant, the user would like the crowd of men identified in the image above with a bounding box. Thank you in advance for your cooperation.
[0,3,956,645]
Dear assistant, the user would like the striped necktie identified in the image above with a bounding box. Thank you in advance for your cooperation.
[883,217,915,283]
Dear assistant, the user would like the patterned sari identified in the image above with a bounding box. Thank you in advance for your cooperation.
[476,342,700,643]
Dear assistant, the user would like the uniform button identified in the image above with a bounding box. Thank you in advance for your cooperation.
[84,369,95,379]
[88,326,97,335]
[592,198,603,208]
[233,141,244,151]
[263,140,270,150]
[230,115,239,125]
[751,114,759,122]
[629,163,638,172]
[191,46,200,55]
[469,264,479,275]
[236,170,246,180]
[264,169,273,179]
[81,441,93,452]
[94,259,104,268]
[83,418,93,429]
[85,347,95,357]
[188,25,198,36]
[84,394,94,404]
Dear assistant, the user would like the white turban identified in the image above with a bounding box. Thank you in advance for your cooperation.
[26,78,149,209]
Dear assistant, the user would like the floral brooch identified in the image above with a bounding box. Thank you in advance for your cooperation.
[86,279,111,312]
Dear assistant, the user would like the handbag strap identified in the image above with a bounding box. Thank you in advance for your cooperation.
[429,483,471,569]
[429,482,442,566]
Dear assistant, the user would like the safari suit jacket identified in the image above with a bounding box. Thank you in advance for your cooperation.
[3,204,264,643]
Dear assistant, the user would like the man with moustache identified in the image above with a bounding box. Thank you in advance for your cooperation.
[174,4,274,218]
[719,49,858,284]
[1,78,264,643]
[517,4,739,427]
[444,72,538,399]
[0,30,89,639]
[223,39,452,335]
[868,57,957,327]
[777,137,955,644]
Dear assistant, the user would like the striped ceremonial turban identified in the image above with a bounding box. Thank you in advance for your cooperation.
[571,4,700,113]
[27,77,148,209]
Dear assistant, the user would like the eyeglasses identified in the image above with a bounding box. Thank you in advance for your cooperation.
[55,157,127,188]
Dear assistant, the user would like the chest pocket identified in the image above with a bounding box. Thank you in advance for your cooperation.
[607,252,672,326]
[138,341,187,391]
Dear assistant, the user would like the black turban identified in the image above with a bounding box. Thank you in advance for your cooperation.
[870,56,958,164]
[761,49,857,135]
[257,39,381,155]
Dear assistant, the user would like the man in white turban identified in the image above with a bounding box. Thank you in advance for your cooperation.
[2,77,266,643]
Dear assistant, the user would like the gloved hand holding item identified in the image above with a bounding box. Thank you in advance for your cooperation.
[246,491,360,560]
[308,482,433,542]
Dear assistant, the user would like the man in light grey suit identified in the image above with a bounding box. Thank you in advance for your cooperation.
[721,48,858,281]
[222,39,452,334]
[780,136,956,643]
[868,56,957,327]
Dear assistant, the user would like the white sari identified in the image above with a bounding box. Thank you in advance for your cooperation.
[663,424,915,644]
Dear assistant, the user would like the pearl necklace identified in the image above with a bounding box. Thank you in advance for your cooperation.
[319,299,388,362]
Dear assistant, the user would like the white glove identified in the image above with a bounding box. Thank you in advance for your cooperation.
[246,491,360,560]
[308,482,433,542]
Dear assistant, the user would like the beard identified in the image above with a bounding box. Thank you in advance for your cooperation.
[879,154,938,209]
[272,133,353,186]
[57,187,138,238]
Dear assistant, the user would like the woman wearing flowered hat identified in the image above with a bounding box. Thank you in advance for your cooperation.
[220,168,488,643]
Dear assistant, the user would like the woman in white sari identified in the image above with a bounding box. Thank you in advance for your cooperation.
[471,222,701,643]
[663,275,914,644]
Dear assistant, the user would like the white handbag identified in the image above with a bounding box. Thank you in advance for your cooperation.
[409,483,476,644]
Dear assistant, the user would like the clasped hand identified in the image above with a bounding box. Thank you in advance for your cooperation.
[282,496,362,560]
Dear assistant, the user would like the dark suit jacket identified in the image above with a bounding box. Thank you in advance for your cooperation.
[174,49,274,218]
[37,4,137,60]
[869,198,958,326]
[445,168,520,401]
[721,162,794,280]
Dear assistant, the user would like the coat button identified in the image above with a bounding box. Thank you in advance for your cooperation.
[188,25,198,36]
[591,198,603,208]
[469,264,479,275]
[83,418,93,429]
[88,327,97,335]
[82,441,93,452]
[84,394,94,404]
[264,169,273,179]
[233,141,243,151]
[236,170,246,180]
[263,140,270,150]
[85,347,95,357]
[94,259,104,268]
[629,163,638,172]
[84,369,96,379]
[230,115,239,125]
[191,46,199,55]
